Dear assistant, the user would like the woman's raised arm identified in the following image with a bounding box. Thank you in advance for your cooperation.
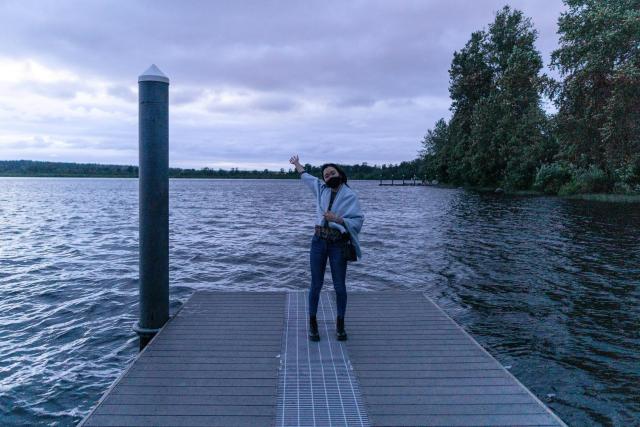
[290,154,321,196]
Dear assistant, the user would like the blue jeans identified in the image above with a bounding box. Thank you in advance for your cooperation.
[309,235,347,318]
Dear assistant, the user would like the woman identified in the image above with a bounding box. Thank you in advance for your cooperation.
[289,155,364,341]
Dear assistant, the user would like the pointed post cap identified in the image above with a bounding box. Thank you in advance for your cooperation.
[138,64,169,83]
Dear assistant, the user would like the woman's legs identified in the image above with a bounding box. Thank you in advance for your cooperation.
[309,235,328,317]
[328,241,348,318]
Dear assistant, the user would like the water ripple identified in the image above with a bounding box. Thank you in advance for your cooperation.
[0,178,638,426]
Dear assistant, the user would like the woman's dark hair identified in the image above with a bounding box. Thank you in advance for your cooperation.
[321,163,348,186]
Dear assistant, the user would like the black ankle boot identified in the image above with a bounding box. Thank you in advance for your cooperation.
[336,316,347,341]
[309,315,320,341]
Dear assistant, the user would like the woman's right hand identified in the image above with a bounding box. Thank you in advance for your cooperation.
[289,155,305,173]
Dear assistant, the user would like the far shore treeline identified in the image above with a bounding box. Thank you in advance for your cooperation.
[417,1,639,196]
[0,159,418,181]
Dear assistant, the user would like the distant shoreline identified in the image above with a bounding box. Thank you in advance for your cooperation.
[0,175,380,181]
[3,160,638,203]
[0,159,414,181]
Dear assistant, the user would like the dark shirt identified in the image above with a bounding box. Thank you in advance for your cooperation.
[322,190,338,227]
[328,190,337,211]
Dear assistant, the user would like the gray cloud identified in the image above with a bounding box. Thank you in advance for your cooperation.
[0,1,564,90]
[107,85,136,102]
[334,95,377,109]
[0,0,566,168]
[250,95,299,112]
[19,82,79,100]
[3,136,55,149]
[172,87,204,105]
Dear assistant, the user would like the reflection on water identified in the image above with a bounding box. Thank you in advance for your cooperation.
[0,178,638,426]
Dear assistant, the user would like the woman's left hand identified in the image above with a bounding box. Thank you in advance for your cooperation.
[323,211,343,224]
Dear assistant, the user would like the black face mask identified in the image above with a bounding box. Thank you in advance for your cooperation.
[326,176,342,189]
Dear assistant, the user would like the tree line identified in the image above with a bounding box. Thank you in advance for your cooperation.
[0,160,419,180]
[418,0,639,195]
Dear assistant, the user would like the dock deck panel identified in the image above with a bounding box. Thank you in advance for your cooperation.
[81,291,565,426]
[82,291,285,427]
[346,291,565,426]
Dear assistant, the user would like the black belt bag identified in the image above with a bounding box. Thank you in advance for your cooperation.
[314,225,348,242]
[314,226,357,262]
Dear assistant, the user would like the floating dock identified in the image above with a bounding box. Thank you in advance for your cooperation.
[378,181,424,186]
[80,291,566,426]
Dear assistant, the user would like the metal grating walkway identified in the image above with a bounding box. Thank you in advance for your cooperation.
[276,291,370,427]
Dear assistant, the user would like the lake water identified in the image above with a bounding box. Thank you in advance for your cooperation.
[0,178,638,426]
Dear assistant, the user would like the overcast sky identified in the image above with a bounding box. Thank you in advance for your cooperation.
[0,0,565,170]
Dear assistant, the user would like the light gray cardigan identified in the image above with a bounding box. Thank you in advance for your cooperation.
[300,172,364,259]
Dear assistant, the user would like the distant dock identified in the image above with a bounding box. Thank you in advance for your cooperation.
[80,291,566,426]
[378,177,430,186]
[379,182,425,186]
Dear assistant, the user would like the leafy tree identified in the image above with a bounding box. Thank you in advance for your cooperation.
[423,6,552,189]
[419,118,449,180]
[476,6,551,189]
[446,30,493,184]
[550,0,640,183]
